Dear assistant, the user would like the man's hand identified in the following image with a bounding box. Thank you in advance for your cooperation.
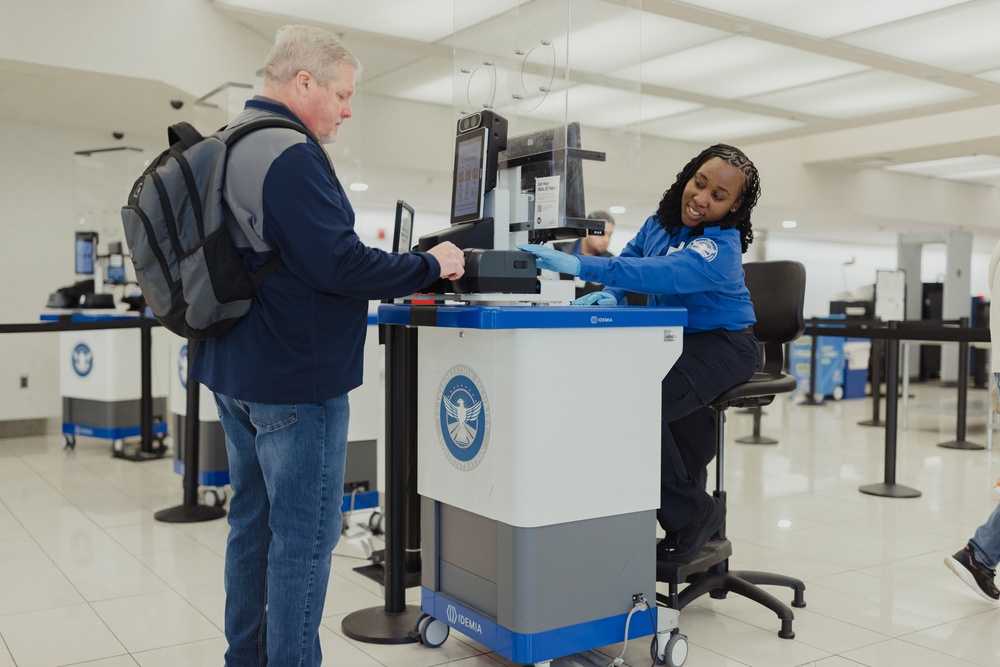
[427,241,466,280]
[517,244,581,276]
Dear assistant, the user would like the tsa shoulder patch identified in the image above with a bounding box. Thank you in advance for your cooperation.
[687,237,719,261]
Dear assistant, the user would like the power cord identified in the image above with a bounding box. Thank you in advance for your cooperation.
[580,595,650,667]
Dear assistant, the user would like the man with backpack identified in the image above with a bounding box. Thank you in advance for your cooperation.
[188,25,465,667]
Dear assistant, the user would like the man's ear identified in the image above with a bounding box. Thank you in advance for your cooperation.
[294,70,313,94]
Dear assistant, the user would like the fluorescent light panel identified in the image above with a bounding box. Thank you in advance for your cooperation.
[680,0,967,39]
[214,0,528,43]
[885,154,1000,186]
[551,11,726,76]
[840,2,1000,74]
[528,84,700,128]
[641,107,804,143]
[621,36,868,100]
[748,70,973,119]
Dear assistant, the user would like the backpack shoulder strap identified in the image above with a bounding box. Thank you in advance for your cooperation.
[219,117,336,178]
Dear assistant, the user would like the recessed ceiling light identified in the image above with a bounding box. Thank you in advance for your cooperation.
[609,206,626,214]
[349,183,369,192]
[782,220,798,228]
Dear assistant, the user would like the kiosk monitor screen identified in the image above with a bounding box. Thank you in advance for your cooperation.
[393,200,414,253]
[75,231,97,275]
[451,127,488,225]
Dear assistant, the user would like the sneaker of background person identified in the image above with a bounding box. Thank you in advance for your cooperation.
[945,544,1000,602]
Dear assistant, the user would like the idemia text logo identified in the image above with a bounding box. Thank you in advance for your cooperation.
[437,365,491,471]
[446,604,483,635]
[72,343,93,377]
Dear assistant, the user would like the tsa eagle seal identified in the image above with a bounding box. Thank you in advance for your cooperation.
[437,365,491,471]
[72,343,93,377]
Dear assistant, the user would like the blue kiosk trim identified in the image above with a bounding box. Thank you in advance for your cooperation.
[421,588,656,664]
[379,304,686,330]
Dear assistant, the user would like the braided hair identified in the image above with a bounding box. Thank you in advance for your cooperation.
[654,144,760,253]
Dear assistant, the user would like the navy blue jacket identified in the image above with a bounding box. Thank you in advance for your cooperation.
[577,216,755,332]
[191,98,440,403]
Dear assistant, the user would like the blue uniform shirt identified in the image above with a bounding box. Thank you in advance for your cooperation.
[577,216,755,332]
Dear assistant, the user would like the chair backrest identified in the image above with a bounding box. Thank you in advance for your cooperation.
[743,260,806,376]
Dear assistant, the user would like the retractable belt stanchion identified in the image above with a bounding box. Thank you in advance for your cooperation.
[155,338,226,523]
[342,322,422,644]
[860,321,921,498]
[938,317,985,450]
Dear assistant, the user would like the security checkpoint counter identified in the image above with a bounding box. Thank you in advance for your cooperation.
[42,310,169,453]
[379,303,685,665]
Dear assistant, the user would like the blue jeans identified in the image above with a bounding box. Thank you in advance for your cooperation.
[215,392,350,667]
[971,501,1000,570]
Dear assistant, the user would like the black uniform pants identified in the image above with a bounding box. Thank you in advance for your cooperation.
[656,329,759,533]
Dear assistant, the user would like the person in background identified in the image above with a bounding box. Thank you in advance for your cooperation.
[519,144,761,563]
[554,210,617,299]
[944,237,1000,602]
[554,210,644,304]
[190,25,465,667]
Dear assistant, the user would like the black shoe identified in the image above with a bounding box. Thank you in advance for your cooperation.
[945,544,1000,602]
[657,498,726,563]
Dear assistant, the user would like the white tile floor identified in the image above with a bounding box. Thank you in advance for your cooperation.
[1,382,999,666]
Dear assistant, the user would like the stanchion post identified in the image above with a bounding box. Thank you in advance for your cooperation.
[939,317,984,450]
[341,322,423,644]
[859,336,885,427]
[154,338,226,523]
[860,321,921,498]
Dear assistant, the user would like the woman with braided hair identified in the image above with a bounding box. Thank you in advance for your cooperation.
[519,143,762,562]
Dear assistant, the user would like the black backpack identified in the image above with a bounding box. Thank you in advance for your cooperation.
[121,117,317,340]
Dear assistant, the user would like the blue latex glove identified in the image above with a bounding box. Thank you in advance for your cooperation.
[517,244,581,276]
[572,291,619,306]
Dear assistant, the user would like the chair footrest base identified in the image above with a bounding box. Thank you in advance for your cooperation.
[655,539,732,583]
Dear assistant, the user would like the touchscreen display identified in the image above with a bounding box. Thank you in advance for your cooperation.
[452,131,486,222]
[75,233,96,275]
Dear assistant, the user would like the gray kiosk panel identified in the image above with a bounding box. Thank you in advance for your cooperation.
[424,497,656,635]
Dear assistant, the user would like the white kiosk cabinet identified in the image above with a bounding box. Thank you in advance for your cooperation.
[380,304,685,665]
[51,312,170,452]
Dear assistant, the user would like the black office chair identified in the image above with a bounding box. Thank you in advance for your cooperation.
[655,260,808,645]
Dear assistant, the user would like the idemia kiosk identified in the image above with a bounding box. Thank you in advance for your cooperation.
[380,303,685,665]
[344,97,687,663]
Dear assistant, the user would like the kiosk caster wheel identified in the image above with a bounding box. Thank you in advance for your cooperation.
[651,632,688,667]
[63,435,76,450]
[203,488,227,508]
[112,439,125,455]
[415,614,449,648]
